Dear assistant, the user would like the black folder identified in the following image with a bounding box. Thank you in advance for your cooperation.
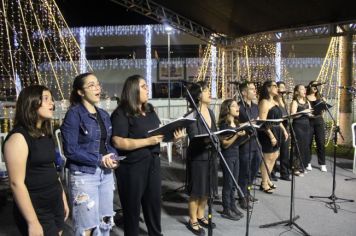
[148,117,196,142]
[282,110,311,120]
[313,101,332,113]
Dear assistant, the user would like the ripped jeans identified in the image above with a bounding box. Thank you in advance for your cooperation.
[70,167,115,236]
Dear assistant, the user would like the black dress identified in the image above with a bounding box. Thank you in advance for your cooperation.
[4,126,64,236]
[258,105,283,153]
[292,101,311,170]
[186,109,218,197]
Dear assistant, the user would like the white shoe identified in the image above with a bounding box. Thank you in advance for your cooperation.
[321,165,327,172]
[306,163,312,171]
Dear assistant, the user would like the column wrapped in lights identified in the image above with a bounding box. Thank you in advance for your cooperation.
[210,45,217,98]
[275,42,281,81]
[145,25,152,98]
[79,27,87,73]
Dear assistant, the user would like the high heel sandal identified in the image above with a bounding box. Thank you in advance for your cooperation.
[187,221,205,235]
[259,184,274,194]
[268,183,277,189]
[197,217,216,229]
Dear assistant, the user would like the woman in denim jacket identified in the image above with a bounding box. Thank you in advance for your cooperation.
[61,73,118,236]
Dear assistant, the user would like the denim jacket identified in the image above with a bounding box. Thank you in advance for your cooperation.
[60,103,117,174]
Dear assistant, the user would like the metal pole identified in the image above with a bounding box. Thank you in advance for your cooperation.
[168,32,171,118]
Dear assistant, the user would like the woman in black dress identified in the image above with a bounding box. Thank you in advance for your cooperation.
[111,75,183,236]
[185,81,217,235]
[290,84,312,176]
[307,81,327,172]
[4,85,69,236]
[258,81,288,193]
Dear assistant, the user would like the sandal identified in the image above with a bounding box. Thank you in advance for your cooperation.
[197,217,216,229]
[268,183,277,189]
[259,184,274,194]
[187,221,205,235]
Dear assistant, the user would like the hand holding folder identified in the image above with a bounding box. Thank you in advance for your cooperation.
[148,117,196,142]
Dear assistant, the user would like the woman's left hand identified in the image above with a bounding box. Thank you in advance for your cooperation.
[173,128,186,142]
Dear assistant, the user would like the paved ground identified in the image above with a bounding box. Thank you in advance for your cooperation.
[1,152,356,236]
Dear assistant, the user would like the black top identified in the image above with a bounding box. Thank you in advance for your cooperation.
[4,126,59,192]
[111,106,161,163]
[95,112,108,155]
[309,99,324,125]
[186,109,217,161]
[238,101,259,153]
[293,100,310,125]
[219,123,239,159]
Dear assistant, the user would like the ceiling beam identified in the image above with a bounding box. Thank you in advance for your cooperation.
[110,0,228,45]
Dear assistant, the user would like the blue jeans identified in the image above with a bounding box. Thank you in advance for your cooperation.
[70,167,115,236]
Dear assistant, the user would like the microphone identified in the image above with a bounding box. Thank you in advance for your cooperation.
[310,82,326,87]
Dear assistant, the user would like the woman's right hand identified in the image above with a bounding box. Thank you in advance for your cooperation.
[148,135,164,146]
[28,221,43,236]
[101,153,119,169]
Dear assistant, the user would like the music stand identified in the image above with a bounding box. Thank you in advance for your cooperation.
[184,84,245,236]
[259,97,310,236]
[309,97,354,213]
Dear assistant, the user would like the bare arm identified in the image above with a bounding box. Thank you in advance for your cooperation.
[112,135,163,151]
[259,100,274,138]
[290,100,298,114]
[221,131,246,149]
[4,134,43,235]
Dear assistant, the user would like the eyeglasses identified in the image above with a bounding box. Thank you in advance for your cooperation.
[270,84,278,88]
[83,83,101,91]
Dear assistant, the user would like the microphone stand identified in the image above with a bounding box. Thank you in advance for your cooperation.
[309,93,354,213]
[232,83,273,236]
[183,84,245,236]
[259,94,310,236]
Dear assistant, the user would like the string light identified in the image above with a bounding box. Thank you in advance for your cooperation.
[145,25,152,98]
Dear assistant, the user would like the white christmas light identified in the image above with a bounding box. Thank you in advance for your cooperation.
[275,42,281,81]
[211,45,217,98]
[145,25,152,98]
[79,27,87,73]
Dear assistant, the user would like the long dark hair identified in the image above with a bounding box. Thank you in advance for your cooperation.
[218,99,238,127]
[70,72,93,106]
[258,80,274,102]
[306,80,321,99]
[186,80,208,108]
[118,74,153,116]
[14,85,53,137]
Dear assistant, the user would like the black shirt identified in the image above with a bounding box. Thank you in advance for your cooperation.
[219,123,239,159]
[111,106,161,163]
[5,126,59,192]
[95,112,108,155]
[238,101,259,153]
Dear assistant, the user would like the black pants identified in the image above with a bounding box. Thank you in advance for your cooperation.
[220,156,239,210]
[293,121,311,170]
[310,119,326,165]
[116,156,162,236]
[278,134,290,177]
[238,150,262,196]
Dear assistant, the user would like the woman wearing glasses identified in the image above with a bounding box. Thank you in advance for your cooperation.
[61,73,118,236]
[258,81,288,193]
[306,81,327,172]
[111,75,184,236]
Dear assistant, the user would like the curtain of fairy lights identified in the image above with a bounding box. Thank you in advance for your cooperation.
[0,0,84,101]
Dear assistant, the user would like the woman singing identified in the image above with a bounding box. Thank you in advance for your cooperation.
[4,85,69,235]
[111,75,183,236]
[185,81,217,235]
[61,73,118,236]
[258,81,288,193]
[218,99,245,221]
[306,81,327,172]
[290,84,312,176]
